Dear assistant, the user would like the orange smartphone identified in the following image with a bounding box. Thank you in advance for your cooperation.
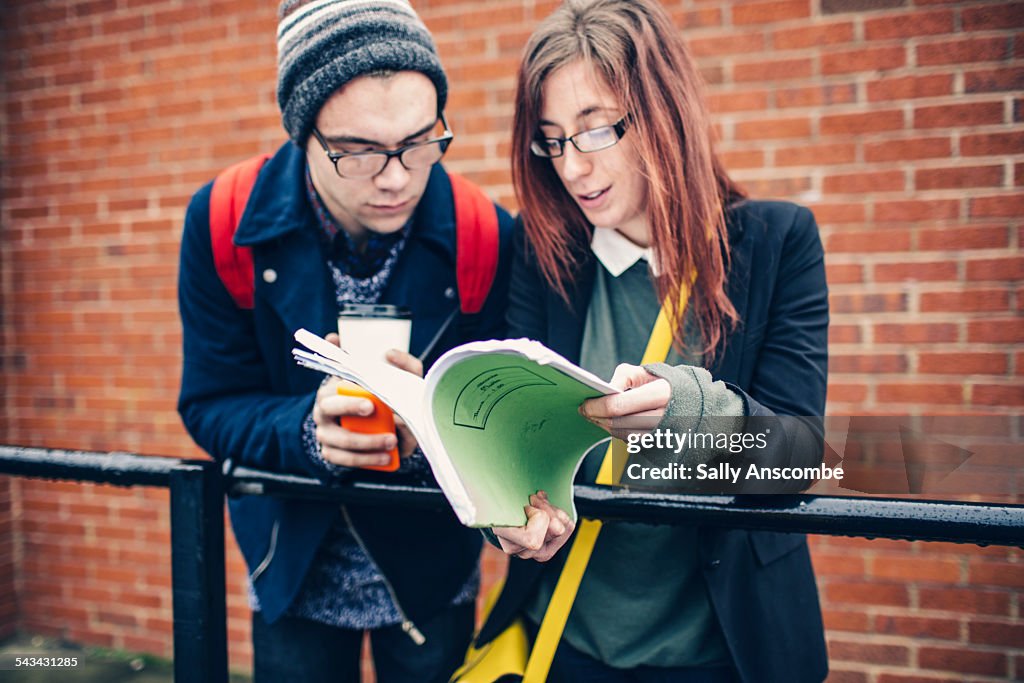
[336,382,400,472]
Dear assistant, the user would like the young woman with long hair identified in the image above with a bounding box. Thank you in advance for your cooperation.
[483,1,830,681]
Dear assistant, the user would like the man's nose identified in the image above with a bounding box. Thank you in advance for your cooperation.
[373,155,411,192]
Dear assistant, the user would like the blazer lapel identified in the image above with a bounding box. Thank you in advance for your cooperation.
[711,206,753,382]
[547,256,596,365]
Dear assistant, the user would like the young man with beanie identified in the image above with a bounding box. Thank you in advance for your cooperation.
[177,1,515,681]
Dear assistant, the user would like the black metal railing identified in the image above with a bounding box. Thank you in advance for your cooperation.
[0,447,227,683]
[2,444,1023,683]
[229,464,1024,546]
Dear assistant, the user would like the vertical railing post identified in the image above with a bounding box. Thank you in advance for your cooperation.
[169,460,227,683]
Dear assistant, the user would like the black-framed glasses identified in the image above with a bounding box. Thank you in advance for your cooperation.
[311,113,454,179]
[530,115,631,159]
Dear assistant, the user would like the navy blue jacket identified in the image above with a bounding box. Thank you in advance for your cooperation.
[177,142,515,625]
[479,200,829,683]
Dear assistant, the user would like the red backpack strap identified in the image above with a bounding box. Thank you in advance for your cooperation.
[208,154,270,309]
[449,172,500,315]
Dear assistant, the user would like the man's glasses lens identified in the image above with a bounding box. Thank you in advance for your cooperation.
[315,116,453,179]
[335,139,450,178]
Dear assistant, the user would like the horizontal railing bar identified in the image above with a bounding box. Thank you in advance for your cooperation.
[0,447,1020,547]
[228,466,1024,548]
[0,446,204,487]
[228,465,455,508]
[572,485,1024,547]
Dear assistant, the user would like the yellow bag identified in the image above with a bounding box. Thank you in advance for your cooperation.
[448,581,529,683]
[450,518,602,683]
[451,290,685,683]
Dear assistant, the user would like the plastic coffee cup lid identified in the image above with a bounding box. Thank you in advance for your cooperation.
[338,304,412,319]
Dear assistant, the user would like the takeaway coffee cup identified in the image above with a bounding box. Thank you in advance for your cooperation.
[338,304,412,362]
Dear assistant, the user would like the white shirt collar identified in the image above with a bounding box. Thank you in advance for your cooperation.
[590,227,659,277]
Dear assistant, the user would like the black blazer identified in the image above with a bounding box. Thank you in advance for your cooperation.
[478,200,830,683]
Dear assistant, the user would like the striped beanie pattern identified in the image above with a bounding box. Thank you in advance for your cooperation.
[277,0,448,145]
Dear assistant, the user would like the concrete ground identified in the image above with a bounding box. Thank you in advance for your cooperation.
[0,634,251,682]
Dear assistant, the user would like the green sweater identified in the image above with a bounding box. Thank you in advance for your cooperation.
[524,260,741,668]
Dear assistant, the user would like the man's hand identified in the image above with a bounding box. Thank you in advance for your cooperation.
[384,348,423,377]
[492,491,575,562]
[314,377,399,467]
[312,334,424,466]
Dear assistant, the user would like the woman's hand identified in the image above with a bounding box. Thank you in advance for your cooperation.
[492,491,575,562]
[579,363,670,437]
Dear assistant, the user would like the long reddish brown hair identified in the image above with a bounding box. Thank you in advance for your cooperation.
[512,0,744,358]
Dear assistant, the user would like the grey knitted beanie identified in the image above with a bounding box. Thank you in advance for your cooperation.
[277,0,448,146]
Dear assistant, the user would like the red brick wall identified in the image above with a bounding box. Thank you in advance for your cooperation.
[1,0,1021,680]
[0,478,16,643]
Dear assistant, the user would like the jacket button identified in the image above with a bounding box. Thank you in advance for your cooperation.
[263,269,278,283]
[706,559,722,570]
[444,287,456,299]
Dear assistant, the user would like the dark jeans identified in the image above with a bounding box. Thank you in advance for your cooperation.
[524,619,739,683]
[252,603,474,683]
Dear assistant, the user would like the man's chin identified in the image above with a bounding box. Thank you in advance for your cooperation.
[361,214,413,235]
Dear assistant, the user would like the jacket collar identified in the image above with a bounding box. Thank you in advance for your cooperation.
[233,143,310,246]
[234,142,457,261]
[590,227,657,276]
[724,198,748,244]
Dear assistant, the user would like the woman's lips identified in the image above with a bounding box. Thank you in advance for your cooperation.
[576,186,610,210]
